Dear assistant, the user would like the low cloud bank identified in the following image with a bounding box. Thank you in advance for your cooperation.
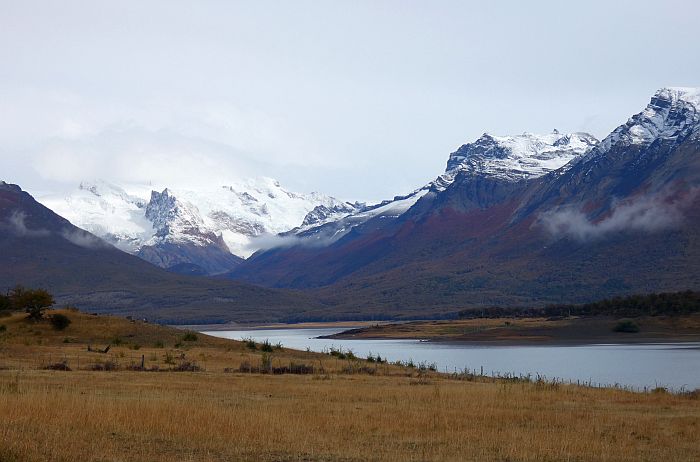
[60,229,109,249]
[244,230,342,255]
[539,188,698,241]
[3,211,108,249]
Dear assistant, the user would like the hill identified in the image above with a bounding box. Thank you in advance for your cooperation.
[0,182,323,323]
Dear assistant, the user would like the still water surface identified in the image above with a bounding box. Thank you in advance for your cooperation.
[203,327,700,391]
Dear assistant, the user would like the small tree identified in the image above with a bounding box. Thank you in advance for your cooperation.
[10,286,55,320]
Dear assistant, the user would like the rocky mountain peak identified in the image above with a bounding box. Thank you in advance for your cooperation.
[443,131,598,183]
[591,87,700,156]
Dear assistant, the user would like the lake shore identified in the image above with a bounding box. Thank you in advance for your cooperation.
[2,309,700,461]
[322,315,700,345]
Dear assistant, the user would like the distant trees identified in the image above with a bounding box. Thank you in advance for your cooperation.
[458,290,700,319]
[5,285,55,320]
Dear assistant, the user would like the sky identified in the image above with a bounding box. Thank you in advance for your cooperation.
[1,0,699,202]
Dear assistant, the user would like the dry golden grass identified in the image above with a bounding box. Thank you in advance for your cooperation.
[0,310,699,461]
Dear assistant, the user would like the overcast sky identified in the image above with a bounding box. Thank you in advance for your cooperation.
[1,0,699,201]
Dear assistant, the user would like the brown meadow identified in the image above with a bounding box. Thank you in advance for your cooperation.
[0,310,699,461]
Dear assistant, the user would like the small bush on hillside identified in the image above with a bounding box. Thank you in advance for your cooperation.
[613,320,640,333]
[90,360,118,371]
[172,360,201,372]
[45,361,71,371]
[49,313,71,331]
[182,332,198,342]
[244,338,257,350]
[111,337,124,346]
[153,340,164,348]
[260,340,274,352]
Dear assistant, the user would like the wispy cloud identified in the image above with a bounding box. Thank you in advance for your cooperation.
[3,211,50,238]
[539,188,698,241]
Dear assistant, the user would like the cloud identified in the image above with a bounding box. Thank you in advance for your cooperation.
[3,212,50,238]
[2,210,108,249]
[245,230,342,255]
[539,188,697,241]
[60,229,109,249]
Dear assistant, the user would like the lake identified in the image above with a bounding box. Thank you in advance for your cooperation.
[203,327,700,391]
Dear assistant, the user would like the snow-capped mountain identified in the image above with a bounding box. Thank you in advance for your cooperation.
[229,87,700,318]
[39,178,351,273]
[438,130,598,187]
[585,87,700,160]
[290,130,598,243]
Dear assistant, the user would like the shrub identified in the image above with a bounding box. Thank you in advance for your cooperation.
[49,313,71,331]
[182,332,198,342]
[173,361,201,372]
[329,347,349,359]
[0,325,6,333]
[260,340,274,352]
[90,360,118,371]
[45,361,71,371]
[613,320,640,333]
[260,353,272,372]
[111,337,124,346]
[153,340,164,348]
[244,338,257,350]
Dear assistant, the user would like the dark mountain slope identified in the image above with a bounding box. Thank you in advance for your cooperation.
[0,181,322,323]
[230,88,700,320]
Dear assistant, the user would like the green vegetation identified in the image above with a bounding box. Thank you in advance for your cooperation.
[459,290,700,319]
[49,314,71,331]
[4,286,55,320]
[182,332,198,342]
[613,320,640,333]
[260,340,274,352]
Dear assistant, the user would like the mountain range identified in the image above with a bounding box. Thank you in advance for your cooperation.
[3,87,699,322]
[39,178,356,275]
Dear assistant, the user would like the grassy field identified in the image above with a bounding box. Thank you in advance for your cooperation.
[1,310,699,461]
[326,315,700,344]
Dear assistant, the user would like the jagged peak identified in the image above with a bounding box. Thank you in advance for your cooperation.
[444,130,597,182]
[654,87,700,109]
[586,87,700,157]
